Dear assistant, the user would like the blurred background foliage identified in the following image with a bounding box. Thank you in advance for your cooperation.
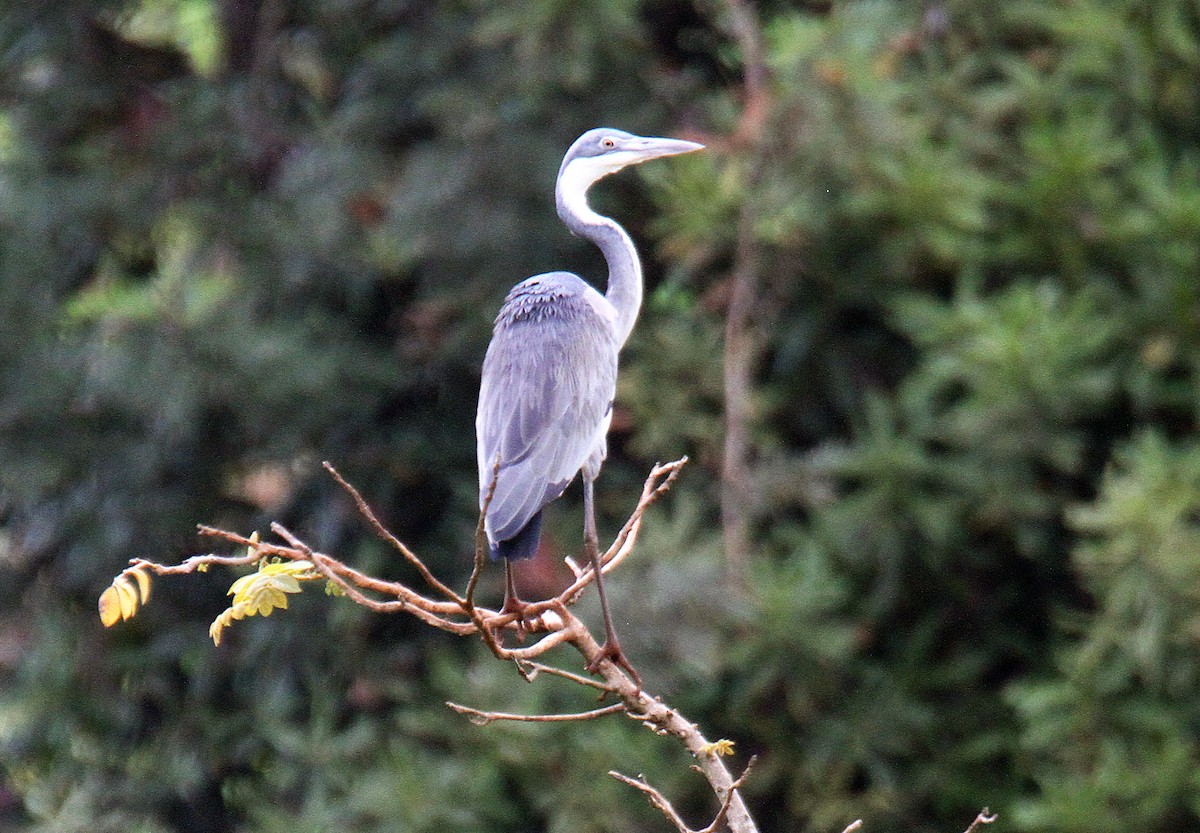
[2,0,1199,831]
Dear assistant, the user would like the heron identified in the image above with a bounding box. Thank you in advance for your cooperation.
[476,128,703,674]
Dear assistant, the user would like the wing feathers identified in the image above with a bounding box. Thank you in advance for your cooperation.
[476,275,618,551]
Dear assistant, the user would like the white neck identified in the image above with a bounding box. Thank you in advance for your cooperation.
[555,158,643,346]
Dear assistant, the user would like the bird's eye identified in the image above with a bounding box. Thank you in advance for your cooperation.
[600,137,617,149]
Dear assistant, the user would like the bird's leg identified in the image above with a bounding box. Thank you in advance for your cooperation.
[500,559,531,640]
[582,477,641,687]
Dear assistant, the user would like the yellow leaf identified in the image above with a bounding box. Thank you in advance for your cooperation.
[271,574,301,593]
[228,573,258,598]
[256,588,288,615]
[114,578,139,619]
[98,585,123,627]
[131,568,152,603]
[700,739,736,757]
[260,560,313,577]
[210,609,232,645]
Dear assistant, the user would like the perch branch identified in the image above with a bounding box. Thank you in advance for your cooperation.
[121,457,762,832]
[558,605,757,833]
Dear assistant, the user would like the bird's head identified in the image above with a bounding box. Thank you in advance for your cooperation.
[557,128,704,195]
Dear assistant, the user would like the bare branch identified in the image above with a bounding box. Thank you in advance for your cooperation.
[516,660,617,692]
[694,754,757,833]
[495,620,579,660]
[324,461,465,605]
[963,810,998,833]
[611,756,755,833]
[122,459,762,833]
[558,457,687,603]
[465,456,500,611]
[131,549,259,575]
[609,771,696,833]
[446,701,624,725]
[558,606,757,833]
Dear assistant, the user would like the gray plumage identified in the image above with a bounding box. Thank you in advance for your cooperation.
[476,128,703,565]
[477,273,617,559]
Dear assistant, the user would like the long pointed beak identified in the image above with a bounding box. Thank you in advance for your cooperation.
[627,136,705,162]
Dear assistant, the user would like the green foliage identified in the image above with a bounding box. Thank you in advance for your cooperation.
[4,0,1200,832]
[1008,431,1200,833]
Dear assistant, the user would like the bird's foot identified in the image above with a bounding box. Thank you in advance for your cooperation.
[497,596,537,642]
[586,638,642,689]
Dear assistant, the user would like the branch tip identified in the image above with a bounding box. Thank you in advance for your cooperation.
[963,810,997,833]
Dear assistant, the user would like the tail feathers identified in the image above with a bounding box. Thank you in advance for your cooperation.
[490,510,544,562]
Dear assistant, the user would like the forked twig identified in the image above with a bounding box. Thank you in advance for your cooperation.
[609,771,695,833]
[611,754,756,833]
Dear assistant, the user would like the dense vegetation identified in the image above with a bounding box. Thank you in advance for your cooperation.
[3,1,1199,831]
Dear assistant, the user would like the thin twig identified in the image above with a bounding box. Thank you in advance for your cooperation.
[698,755,757,833]
[609,772,696,833]
[463,457,510,660]
[558,458,687,602]
[611,755,755,833]
[270,523,410,616]
[963,810,997,833]
[465,457,500,611]
[446,701,625,725]
[323,461,465,605]
[132,550,260,575]
[516,660,617,692]
[264,522,475,634]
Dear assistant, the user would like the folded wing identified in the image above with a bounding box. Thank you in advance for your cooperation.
[476,273,618,555]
